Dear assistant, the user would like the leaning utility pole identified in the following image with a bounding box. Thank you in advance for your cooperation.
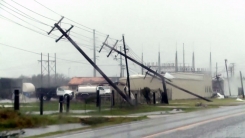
[141,52,143,75]
[93,29,96,77]
[175,50,178,72]
[210,52,212,76]
[48,53,50,87]
[183,43,185,72]
[192,52,195,72]
[216,62,217,77]
[49,23,132,105]
[122,34,131,98]
[225,59,231,96]
[230,63,235,77]
[120,46,123,77]
[41,53,43,88]
[240,71,245,99]
[55,53,56,85]
[158,51,161,73]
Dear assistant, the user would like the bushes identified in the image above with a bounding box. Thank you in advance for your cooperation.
[0,110,80,131]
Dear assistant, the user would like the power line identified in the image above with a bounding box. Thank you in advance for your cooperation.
[32,0,120,39]
[0,43,119,67]
[11,0,57,21]
[0,14,97,50]
[3,0,142,69]
[33,0,108,36]
[0,15,57,39]
[0,5,50,33]
[0,0,51,27]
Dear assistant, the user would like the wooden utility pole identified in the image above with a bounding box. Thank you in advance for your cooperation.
[142,52,143,75]
[120,46,123,77]
[175,50,178,72]
[122,34,131,98]
[225,59,231,96]
[93,29,96,77]
[41,53,42,88]
[183,43,185,72]
[48,53,50,87]
[240,71,245,99]
[216,62,217,77]
[158,51,161,73]
[55,53,56,85]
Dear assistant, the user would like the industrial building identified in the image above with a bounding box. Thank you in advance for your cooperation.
[118,72,213,100]
[0,78,23,99]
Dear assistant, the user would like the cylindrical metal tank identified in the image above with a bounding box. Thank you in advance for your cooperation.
[77,85,97,93]
[22,83,35,93]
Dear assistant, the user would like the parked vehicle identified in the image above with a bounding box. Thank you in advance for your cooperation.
[101,86,111,95]
[36,87,74,101]
[76,85,107,100]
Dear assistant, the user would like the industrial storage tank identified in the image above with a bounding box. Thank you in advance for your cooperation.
[22,83,35,97]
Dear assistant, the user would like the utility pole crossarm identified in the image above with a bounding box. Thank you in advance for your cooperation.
[98,35,109,53]
[48,16,64,35]
[107,40,118,57]
[56,25,74,42]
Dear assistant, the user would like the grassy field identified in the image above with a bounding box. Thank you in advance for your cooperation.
[1,98,244,116]
[0,108,147,137]
[0,109,81,131]
[0,98,244,137]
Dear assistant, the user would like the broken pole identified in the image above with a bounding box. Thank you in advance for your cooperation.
[53,24,133,105]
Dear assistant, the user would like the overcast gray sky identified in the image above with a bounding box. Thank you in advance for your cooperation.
[1,0,245,78]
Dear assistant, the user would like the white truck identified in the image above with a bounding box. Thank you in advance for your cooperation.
[76,85,111,100]
[36,87,74,101]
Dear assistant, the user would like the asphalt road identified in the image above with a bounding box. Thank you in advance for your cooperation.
[53,105,245,138]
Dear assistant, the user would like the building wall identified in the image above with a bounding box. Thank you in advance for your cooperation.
[118,73,213,100]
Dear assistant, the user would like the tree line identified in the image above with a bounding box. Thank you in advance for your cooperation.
[19,73,70,88]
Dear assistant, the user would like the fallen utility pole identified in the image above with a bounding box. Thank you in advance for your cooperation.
[49,23,133,105]
[102,43,212,102]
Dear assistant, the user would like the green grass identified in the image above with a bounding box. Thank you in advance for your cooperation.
[0,101,110,112]
[0,109,81,131]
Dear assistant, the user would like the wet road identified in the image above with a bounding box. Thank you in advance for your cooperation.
[52,105,245,138]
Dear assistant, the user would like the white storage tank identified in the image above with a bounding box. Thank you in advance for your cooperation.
[22,83,35,93]
[78,85,98,94]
